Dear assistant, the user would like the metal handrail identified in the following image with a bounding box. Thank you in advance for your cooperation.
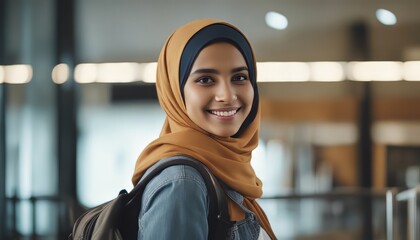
[5,195,64,239]
[261,188,388,200]
[395,185,420,240]
[260,187,401,240]
[7,187,419,240]
[386,188,399,240]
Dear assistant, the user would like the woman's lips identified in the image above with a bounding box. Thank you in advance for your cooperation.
[207,107,240,118]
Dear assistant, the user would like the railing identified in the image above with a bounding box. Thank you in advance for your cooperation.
[396,185,420,240]
[4,195,73,240]
[260,186,419,240]
[386,188,399,240]
[4,186,420,240]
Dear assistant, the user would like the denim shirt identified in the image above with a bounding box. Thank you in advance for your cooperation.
[137,158,262,240]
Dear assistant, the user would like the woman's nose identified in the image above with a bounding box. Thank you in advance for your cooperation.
[214,82,237,103]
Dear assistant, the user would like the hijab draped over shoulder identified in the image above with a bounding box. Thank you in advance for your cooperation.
[132,19,275,239]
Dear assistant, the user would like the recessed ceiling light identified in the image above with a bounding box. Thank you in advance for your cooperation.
[376,8,397,26]
[265,11,288,30]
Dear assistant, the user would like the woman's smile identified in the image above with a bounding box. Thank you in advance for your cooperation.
[208,107,240,118]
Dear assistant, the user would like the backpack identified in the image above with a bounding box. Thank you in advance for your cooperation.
[69,155,232,240]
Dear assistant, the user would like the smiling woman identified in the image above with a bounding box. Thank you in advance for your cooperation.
[131,19,276,239]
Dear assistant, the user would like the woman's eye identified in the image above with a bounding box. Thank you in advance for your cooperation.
[196,77,214,84]
[232,74,249,82]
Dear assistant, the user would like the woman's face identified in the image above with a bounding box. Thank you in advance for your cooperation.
[183,42,254,137]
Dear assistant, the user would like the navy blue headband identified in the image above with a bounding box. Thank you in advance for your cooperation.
[179,23,259,137]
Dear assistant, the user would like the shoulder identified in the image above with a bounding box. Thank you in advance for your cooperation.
[148,164,207,189]
[141,164,208,206]
[138,163,211,239]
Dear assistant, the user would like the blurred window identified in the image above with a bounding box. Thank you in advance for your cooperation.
[77,100,165,207]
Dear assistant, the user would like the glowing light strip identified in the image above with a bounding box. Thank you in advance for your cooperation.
[73,62,157,84]
[141,62,158,83]
[257,62,310,82]
[75,62,139,83]
[0,64,33,84]
[65,61,420,84]
[403,61,420,81]
[309,62,346,82]
[2,61,418,85]
[347,61,403,81]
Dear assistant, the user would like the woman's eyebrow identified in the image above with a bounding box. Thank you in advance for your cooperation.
[190,66,248,75]
[231,66,248,73]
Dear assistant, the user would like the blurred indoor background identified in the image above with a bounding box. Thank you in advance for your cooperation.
[1,0,420,239]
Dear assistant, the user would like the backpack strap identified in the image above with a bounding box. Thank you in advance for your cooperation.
[127,155,233,240]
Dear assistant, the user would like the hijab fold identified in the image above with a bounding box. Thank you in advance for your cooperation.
[132,19,276,239]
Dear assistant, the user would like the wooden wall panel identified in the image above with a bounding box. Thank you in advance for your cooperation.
[261,97,420,122]
[373,144,386,190]
[314,145,358,187]
[261,98,358,122]
[373,98,420,121]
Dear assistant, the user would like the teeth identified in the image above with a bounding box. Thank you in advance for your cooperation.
[211,109,237,117]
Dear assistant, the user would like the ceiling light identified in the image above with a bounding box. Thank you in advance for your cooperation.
[0,66,4,83]
[403,61,420,81]
[96,62,138,83]
[348,61,403,81]
[257,62,310,82]
[309,62,345,82]
[265,11,288,30]
[376,8,397,26]
[52,63,70,84]
[75,64,97,83]
[142,62,157,83]
[3,65,33,84]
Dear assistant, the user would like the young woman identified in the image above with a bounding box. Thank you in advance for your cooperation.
[132,19,276,240]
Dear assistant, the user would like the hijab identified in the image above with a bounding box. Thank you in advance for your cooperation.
[132,19,276,239]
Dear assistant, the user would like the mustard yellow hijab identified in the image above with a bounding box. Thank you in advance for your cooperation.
[132,19,275,239]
